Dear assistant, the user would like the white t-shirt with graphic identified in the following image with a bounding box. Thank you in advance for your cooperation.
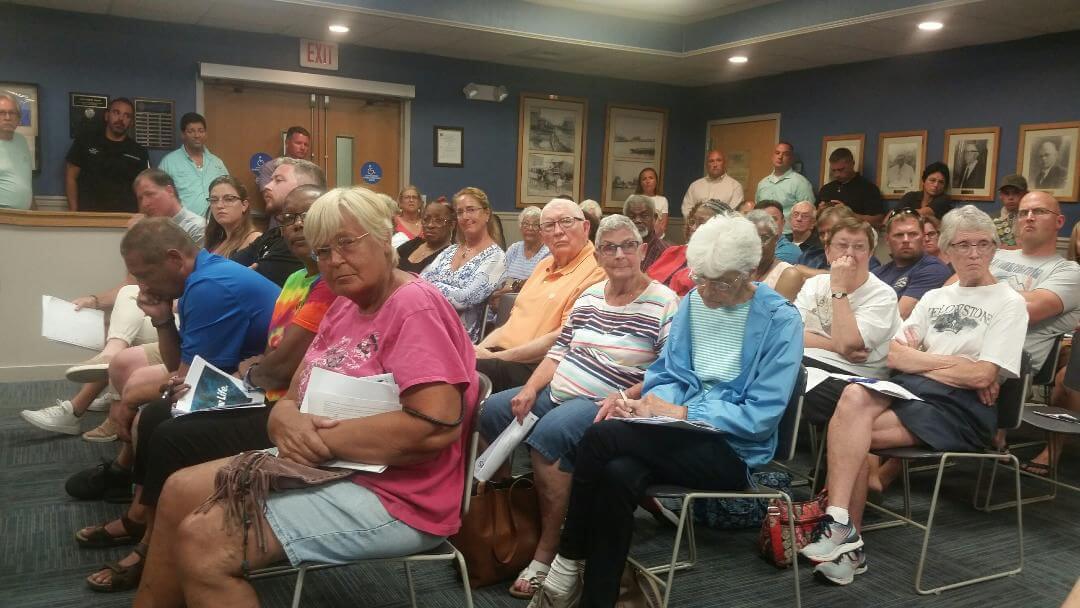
[796,273,902,378]
[990,249,1080,371]
[900,282,1028,380]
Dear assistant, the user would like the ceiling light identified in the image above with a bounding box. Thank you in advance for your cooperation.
[328,24,350,33]
[729,55,748,64]
[918,21,943,31]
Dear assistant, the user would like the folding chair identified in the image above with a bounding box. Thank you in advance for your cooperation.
[632,366,807,608]
[248,373,494,607]
[478,292,518,340]
[865,353,1030,595]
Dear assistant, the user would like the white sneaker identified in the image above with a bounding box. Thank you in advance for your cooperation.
[65,353,112,384]
[20,400,81,435]
[86,391,118,412]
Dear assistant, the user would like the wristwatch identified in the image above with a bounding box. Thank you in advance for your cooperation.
[830,292,848,300]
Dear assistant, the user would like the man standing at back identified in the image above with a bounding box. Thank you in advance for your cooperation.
[756,141,815,232]
[681,149,744,218]
[0,92,32,210]
[993,174,1027,249]
[158,112,228,217]
[65,97,149,212]
[816,147,885,229]
[256,126,312,191]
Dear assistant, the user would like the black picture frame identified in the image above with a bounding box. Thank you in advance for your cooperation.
[434,125,464,168]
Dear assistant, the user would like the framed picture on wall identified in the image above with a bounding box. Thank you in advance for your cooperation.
[516,93,587,207]
[433,125,464,167]
[820,133,865,186]
[877,130,927,199]
[2,82,40,172]
[600,104,668,210]
[1017,121,1080,202]
[944,127,1000,201]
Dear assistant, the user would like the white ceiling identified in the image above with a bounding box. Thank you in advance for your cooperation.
[524,0,780,24]
[8,0,1080,86]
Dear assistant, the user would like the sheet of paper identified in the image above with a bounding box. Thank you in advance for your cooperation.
[474,413,538,482]
[827,373,923,401]
[261,447,387,474]
[173,355,264,416]
[41,295,105,351]
[304,391,401,420]
[617,415,722,433]
[804,367,830,393]
[300,367,398,414]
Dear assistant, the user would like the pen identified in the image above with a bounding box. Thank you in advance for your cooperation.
[618,389,628,403]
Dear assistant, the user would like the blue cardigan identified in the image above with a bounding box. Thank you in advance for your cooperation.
[642,284,804,468]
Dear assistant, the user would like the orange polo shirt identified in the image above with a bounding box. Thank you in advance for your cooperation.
[492,242,606,350]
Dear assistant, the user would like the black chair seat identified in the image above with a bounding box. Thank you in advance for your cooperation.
[1021,406,1080,434]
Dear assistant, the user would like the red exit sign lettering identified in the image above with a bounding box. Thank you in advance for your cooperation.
[300,39,339,71]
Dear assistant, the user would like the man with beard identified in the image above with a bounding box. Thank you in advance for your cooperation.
[872,209,951,319]
[65,97,149,212]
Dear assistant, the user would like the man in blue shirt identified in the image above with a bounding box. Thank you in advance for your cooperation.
[755,141,815,230]
[871,210,951,319]
[158,112,229,216]
[754,200,802,264]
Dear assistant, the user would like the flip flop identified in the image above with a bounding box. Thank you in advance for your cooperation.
[76,514,146,549]
[1020,460,1051,477]
[509,560,549,599]
[87,543,147,593]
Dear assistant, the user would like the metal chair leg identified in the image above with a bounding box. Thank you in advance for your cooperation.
[290,566,307,608]
[404,561,417,608]
[660,496,694,608]
[780,492,802,608]
[454,550,476,608]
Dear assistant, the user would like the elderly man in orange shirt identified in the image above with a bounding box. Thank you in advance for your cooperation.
[476,198,606,392]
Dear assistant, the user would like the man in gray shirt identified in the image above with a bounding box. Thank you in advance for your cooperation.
[133,168,206,246]
[0,92,32,209]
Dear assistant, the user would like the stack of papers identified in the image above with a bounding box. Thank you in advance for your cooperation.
[172,356,265,416]
[804,367,922,401]
[617,415,722,433]
[41,296,105,351]
[474,413,538,481]
[299,367,401,473]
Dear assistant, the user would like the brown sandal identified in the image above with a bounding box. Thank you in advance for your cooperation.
[76,514,146,549]
[87,543,147,593]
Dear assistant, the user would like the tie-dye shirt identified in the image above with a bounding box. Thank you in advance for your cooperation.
[264,268,336,400]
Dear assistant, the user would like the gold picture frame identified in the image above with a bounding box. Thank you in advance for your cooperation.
[820,133,865,187]
[600,103,668,211]
[877,130,927,199]
[944,127,1000,201]
[1017,121,1080,202]
[516,93,587,207]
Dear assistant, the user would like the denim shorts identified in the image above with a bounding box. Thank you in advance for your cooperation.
[478,386,600,472]
[263,480,444,566]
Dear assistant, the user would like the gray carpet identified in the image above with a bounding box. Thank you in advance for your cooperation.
[2,379,1079,607]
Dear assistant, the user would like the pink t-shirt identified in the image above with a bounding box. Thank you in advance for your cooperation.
[298,279,478,537]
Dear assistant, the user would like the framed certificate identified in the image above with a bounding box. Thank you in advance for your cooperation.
[434,125,464,168]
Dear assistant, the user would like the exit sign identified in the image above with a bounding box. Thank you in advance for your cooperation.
[300,39,339,71]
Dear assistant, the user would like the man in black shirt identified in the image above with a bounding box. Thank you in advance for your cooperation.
[816,147,885,229]
[65,98,149,212]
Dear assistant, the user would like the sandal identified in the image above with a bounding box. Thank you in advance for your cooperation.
[509,559,549,599]
[1020,460,1051,477]
[87,543,147,593]
[76,514,146,548]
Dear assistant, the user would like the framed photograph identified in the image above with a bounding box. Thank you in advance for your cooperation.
[433,125,463,168]
[2,82,40,172]
[516,93,587,207]
[1018,121,1080,202]
[877,130,927,199]
[600,104,668,209]
[820,134,865,186]
[944,127,1000,201]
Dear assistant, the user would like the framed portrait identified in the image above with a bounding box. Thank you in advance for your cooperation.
[820,134,865,186]
[877,130,927,199]
[600,104,668,210]
[943,127,1000,201]
[1017,121,1080,202]
[516,93,587,207]
[433,125,464,168]
[2,82,40,172]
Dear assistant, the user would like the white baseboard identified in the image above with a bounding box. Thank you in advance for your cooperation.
[0,364,70,383]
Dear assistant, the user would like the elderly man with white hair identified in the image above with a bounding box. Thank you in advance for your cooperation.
[529,213,803,607]
[476,198,606,393]
[0,92,32,209]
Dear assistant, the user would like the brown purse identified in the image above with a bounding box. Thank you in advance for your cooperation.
[449,475,541,588]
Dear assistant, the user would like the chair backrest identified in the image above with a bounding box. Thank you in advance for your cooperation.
[997,351,1032,431]
[494,293,517,328]
[1066,337,1080,392]
[775,366,807,462]
[1032,334,1067,387]
[461,373,494,516]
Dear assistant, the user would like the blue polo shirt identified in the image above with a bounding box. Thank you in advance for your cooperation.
[158,146,229,217]
[872,254,952,302]
[178,250,280,372]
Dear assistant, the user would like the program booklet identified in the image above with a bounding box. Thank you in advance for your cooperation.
[171,355,265,416]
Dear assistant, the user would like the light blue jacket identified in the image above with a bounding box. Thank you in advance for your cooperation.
[643,284,804,468]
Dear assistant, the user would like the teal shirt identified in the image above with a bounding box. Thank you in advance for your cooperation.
[158,146,229,217]
[755,169,816,228]
[688,291,751,395]
[0,134,32,209]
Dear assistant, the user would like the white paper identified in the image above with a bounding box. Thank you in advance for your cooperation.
[172,355,264,416]
[41,295,105,350]
[827,373,923,401]
[617,415,722,433]
[261,447,386,474]
[474,413,538,482]
[804,367,830,393]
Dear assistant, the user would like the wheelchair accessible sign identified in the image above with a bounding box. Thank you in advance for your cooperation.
[360,161,382,184]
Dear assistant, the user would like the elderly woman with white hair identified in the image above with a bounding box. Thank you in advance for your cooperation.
[488,205,551,310]
[530,214,804,607]
[746,209,804,300]
[800,205,1028,586]
[132,186,480,606]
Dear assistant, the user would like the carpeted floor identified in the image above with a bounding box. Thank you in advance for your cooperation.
[2,379,1079,607]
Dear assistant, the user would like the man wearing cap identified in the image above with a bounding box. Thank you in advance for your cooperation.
[993,174,1027,249]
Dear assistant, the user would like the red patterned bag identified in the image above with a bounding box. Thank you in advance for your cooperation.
[757,491,827,568]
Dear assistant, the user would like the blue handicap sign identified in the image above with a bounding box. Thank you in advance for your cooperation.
[249,152,273,174]
[360,161,383,184]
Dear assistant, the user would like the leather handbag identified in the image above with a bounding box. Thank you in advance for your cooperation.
[449,475,541,588]
[757,491,828,568]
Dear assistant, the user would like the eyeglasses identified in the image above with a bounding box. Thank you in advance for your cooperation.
[311,233,370,262]
[457,206,485,217]
[275,211,308,226]
[539,216,584,233]
[948,240,995,255]
[1018,207,1059,219]
[924,230,940,238]
[421,217,451,227]
[690,272,743,292]
[885,208,919,221]
[0,110,19,118]
[598,240,641,257]
[207,194,243,205]
[520,222,541,230]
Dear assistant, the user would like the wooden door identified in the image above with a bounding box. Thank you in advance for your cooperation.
[320,94,401,194]
[706,116,779,202]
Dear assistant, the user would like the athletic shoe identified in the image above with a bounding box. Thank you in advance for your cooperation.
[814,549,868,585]
[65,459,133,502]
[65,354,111,384]
[82,419,118,443]
[86,391,118,412]
[20,399,81,435]
[799,515,864,562]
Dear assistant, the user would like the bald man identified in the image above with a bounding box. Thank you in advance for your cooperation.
[682,149,745,218]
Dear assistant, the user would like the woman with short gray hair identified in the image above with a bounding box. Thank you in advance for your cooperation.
[489,206,551,303]
[745,210,804,300]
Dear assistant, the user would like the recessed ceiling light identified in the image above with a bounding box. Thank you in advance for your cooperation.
[918,21,943,31]
[729,55,748,64]
[328,24,350,33]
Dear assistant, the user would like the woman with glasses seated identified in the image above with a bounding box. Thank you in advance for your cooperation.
[397,197,454,274]
[479,214,679,599]
[800,206,1028,585]
[421,187,505,342]
[204,176,262,258]
[530,213,803,607]
[646,199,734,295]
[746,209,804,301]
[488,206,551,312]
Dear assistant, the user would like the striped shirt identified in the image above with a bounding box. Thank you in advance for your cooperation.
[548,280,679,403]
[688,291,750,391]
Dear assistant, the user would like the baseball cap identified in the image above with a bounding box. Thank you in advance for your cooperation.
[998,174,1027,191]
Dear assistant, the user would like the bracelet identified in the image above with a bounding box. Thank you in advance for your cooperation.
[151,316,175,328]
[242,364,260,391]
